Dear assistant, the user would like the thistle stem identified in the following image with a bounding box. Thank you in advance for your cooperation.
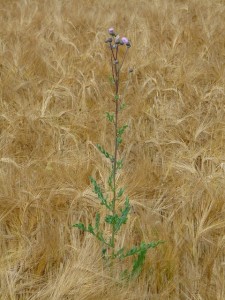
[111,53,119,254]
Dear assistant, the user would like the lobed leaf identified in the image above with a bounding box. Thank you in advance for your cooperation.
[73,223,86,231]
[116,159,123,169]
[108,171,114,191]
[96,144,114,162]
[119,102,126,111]
[114,94,119,101]
[90,176,112,210]
[105,197,131,233]
[106,112,115,123]
[117,187,124,198]
[117,125,128,136]
[95,213,100,230]
[116,136,123,145]
[131,248,147,277]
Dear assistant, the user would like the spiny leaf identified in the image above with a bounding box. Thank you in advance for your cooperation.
[114,196,130,232]
[117,159,123,169]
[121,241,163,259]
[114,247,125,258]
[90,176,112,210]
[106,112,115,123]
[117,188,124,198]
[88,224,94,234]
[95,213,100,230]
[96,144,114,162]
[116,136,122,145]
[131,248,147,277]
[72,223,85,231]
[108,171,114,190]
[119,102,126,111]
[117,125,128,136]
[105,197,131,233]
[114,94,119,101]
[105,214,115,225]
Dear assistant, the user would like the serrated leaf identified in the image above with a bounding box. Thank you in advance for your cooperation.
[116,136,123,145]
[114,247,125,258]
[95,213,100,230]
[90,176,111,209]
[125,246,138,257]
[106,112,115,123]
[117,188,124,198]
[96,144,114,162]
[108,171,114,191]
[117,125,128,136]
[112,197,131,233]
[116,159,123,169]
[116,136,122,145]
[105,215,115,224]
[88,224,95,234]
[114,94,119,101]
[131,249,147,277]
[119,102,126,111]
[73,223,86,231]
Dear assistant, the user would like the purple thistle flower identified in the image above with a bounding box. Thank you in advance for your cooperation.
[108,27,115,35]
[121,37,129,45]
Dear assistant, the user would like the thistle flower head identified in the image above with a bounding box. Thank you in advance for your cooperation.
[121,37,129,44]
[105,37,113,43]
[108,27,115,35]
[126,41,131,48]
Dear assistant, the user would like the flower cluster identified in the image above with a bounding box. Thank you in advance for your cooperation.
[105,27,131,48]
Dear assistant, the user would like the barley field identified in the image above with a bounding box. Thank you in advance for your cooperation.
[0,0,225,299]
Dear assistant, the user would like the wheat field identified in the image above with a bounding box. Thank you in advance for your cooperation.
[0,0,225,299]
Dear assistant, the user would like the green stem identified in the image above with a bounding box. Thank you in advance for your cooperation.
[111,49,120,254]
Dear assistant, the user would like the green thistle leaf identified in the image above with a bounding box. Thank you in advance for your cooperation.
[106,112,115,123]
[117,125,128,136]
[116,136,122,145]
[114,94,119,101]
[73,223,86,231]
[117,188,124,198]
[95,213,100,230]
[116,159,123,169]
[90,176,112,210]
[119,102,126,111]
[96,144,114,162]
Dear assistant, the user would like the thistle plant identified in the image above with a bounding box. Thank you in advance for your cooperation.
[73,27,163,278]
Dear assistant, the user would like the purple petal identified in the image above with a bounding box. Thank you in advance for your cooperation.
[121,37,129,44]
[108,27,115,35]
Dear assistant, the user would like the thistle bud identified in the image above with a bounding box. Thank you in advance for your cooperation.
[108,27,115,36]
[126,41,131,48]
[121,37,129,45]
[121,37,131,48]
[105,37,113,43]
[113,60,119,64]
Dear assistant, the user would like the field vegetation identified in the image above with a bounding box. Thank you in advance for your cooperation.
[0,0,225,299]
